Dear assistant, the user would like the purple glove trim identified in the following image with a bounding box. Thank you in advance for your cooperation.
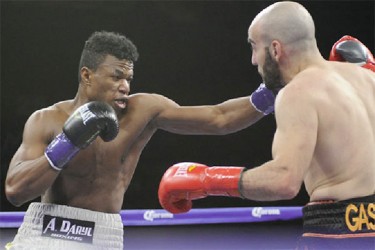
[44,133,80,171]
[249,83,276,115]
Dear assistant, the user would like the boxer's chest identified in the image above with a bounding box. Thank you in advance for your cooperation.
[64,122,156,176]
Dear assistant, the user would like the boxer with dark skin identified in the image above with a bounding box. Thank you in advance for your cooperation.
[5,31,268,214]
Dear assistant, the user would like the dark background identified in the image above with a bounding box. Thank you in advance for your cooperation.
[1,0,374,211]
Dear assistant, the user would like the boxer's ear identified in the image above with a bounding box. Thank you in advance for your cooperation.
[270,40,282,62]
[80,67,92,85]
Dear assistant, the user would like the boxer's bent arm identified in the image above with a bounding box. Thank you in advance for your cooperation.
[240,84,317,200]
[5,110,60,206]
[154,95,264,135]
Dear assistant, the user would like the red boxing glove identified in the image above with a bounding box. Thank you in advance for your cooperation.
[158,162,245,214]
[329,35,375,72]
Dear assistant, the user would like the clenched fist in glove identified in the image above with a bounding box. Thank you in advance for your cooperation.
[158,162,245,214]
[329,35,375,72]
[45,101,119,170]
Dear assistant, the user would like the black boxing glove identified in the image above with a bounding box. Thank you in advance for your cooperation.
[45,101,119,170]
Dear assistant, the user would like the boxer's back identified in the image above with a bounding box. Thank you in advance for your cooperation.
[305,62,375,201]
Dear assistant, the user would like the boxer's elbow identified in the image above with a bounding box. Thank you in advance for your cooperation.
[277,173,301,200]
[6,190,24,207]
[278,183,300,200]
[5,180,28,207]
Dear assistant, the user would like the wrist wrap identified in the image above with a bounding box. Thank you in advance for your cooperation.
[45,133,80,171]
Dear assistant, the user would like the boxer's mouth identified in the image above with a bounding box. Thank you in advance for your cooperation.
[114,98,128,109]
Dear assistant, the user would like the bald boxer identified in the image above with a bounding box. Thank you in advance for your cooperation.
[5,30,275,249]
[158,1,375,249]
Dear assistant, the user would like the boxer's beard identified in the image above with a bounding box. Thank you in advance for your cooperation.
[262,48,284,91]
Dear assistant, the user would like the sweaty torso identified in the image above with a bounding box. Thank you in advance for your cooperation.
[304,63,375,201]
[42,94,162,213]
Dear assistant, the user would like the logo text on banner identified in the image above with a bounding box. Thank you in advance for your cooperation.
[143,210,174,221]
[252,207,281,218]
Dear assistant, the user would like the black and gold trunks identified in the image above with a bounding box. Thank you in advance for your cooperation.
[302,194,375,238]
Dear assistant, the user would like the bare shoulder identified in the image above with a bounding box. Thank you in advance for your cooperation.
[283,65,332,94]
[128,93,177,104]
[127,93,179,111]
[29,100,72,123]
[125,93,181,129]
[275,69,322,115]
[277,74,313,103]
[25,100,73,140]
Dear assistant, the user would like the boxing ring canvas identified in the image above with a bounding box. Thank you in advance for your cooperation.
[0,206,303,249]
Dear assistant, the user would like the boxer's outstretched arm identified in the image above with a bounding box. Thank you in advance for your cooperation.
[154,83,276,135]
[155,96,261,135]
